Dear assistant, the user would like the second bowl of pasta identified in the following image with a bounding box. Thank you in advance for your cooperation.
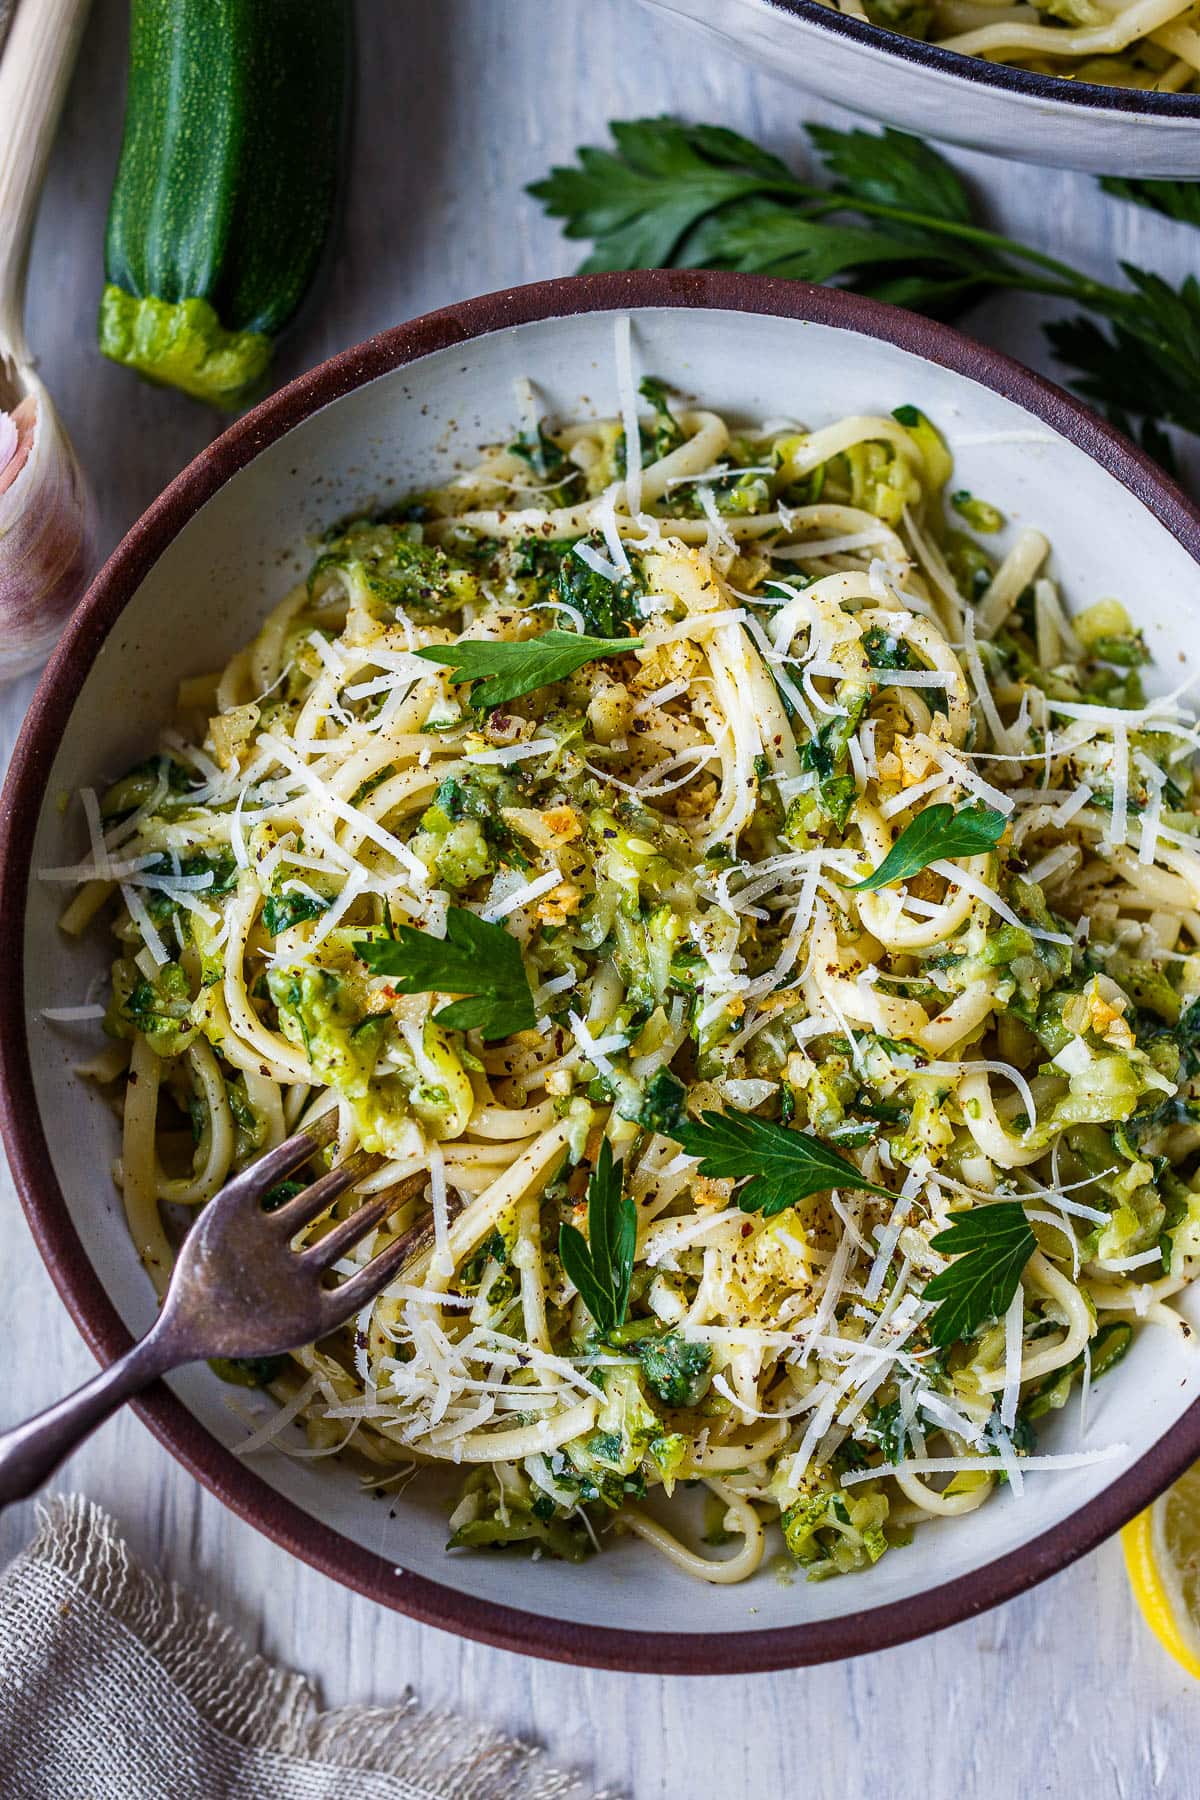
[643,0,1200,176]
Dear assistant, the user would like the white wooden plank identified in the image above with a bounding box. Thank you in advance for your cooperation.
[2,1,1197,1795]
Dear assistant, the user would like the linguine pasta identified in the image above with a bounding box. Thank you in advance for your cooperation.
[823,0,1200,91]
[49,336,1200,1585]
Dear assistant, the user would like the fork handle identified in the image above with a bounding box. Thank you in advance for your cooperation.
[0,1333,174,1507]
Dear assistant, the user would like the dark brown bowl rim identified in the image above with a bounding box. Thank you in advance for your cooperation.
[4,269,1200,1674]
[764,0,1200,116]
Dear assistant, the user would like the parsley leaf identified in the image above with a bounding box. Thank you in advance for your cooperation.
[1044,269,1200,442]
[552,538,643,637]
[639,1335,712,1408]
[416,629,641,711]
[529,118,995,311]
[527,117,804,271]
[638,375,685,457]
[1100,176,1200,231]
[262,891,328,936]
[807,123,973,224]
[632,1066,687,1135]
[673,1109,889,1217]
[851,801,1006,893]
[559,1139,636,1335]
[684,203,943,287]
[923,1202,1036,1347]
[508,419,568,479]
[262,1178,306,1212]
[353,906,535,1041]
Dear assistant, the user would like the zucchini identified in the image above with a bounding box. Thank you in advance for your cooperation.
[99,0,351,408]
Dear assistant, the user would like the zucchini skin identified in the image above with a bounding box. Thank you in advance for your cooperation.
[100,0,351,407]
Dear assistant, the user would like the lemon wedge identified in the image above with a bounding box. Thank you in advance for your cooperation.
[1122,1463,1200,1678]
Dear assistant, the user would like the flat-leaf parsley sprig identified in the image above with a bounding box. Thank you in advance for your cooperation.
[673,1109,890,1216]
[417,629,643,711]
[923,1202,1037,1348]
[559,1138,636,1336]
[529,118,1200,465]
[354,906,535,1041]
[851,801,1006,894]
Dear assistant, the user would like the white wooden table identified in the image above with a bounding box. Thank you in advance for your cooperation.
[3,3,1199,1794]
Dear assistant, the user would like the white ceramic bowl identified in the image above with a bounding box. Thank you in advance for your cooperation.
[644,0,1200,175]
[5,272,1200,1671]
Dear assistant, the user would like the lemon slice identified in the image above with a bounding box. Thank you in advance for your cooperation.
[1122,1463,1200,1678]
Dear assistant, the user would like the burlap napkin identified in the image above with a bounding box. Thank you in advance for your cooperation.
[0,1496,609,1800]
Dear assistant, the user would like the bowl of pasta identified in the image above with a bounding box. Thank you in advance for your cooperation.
[642,0,1200,176]
[5,270,1200,1671]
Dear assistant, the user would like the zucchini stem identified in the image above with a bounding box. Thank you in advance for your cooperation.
[98,289,273,410]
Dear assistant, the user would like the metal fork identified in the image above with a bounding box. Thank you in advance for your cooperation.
[0,1132,433,1505]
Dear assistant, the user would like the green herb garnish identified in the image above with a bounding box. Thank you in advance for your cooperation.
[851,801,1006,893]
[923,1202,1037,1348]
[632,1067,687,1135]
[262,891,328,936]
[1101,176,1200,231]
[416,629,642,711]
[638,1334,713,1408]
[508,419,569,478]
[353,906,535,1041]
[673,1110,890,1216]
[558,1139,636,1335]
[262,1179,306,1213]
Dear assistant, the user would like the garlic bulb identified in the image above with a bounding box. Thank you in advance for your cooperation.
[0,377,95,680]
[0,0,95,683]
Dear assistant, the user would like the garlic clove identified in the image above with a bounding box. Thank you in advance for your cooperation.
[0,375,96,681]
[0,391,34,495]
[0,403,18,486]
